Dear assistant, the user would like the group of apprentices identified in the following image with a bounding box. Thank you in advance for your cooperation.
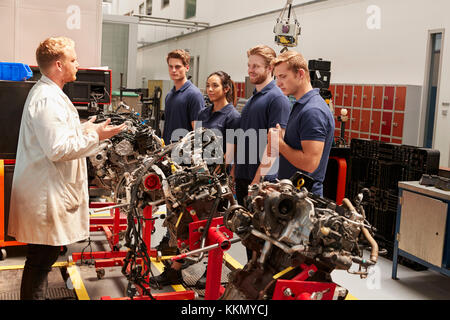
[150,45,335,288]
[7,37,334,300]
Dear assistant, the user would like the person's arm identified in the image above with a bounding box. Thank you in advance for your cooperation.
[267,103,329,174]
[32,98,124,162]
[189,91,206,131]
[226,111,241,183]
[251,128,285,185]
[279,138,324,174]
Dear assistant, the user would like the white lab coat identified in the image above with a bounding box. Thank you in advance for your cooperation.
[8,75,100,246]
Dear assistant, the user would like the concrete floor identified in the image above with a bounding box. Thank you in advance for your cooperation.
[1,205,450,300]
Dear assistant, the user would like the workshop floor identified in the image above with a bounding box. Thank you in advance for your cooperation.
[1,205,450,300]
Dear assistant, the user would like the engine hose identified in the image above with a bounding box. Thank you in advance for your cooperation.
[342,198,378,263]
[361,226,378,263]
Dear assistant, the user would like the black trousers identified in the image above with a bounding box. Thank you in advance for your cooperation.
[20,244,61,300]
[235,178,253,262]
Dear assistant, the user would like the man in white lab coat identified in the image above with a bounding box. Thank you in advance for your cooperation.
[8,37,126,300]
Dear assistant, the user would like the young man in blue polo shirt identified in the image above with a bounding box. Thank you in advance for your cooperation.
[162,49,205,145]
[234,45,291,261]
[151,49,205,287]
[268,50,334,196]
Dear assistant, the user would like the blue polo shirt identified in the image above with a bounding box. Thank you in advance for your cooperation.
[162,80,205,144]
[197,103,241,155]
[235,80,291,181]
[278,89,335,196]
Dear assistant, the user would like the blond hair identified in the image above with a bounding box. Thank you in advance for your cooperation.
[166,49,191,67]
[247,45,276,68]
[272,50,310,81]
[36,37,75,71]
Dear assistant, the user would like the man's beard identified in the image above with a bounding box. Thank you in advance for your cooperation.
[250,72,269,85]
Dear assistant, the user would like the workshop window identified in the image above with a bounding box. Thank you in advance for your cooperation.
[185,0,196,19]
[162,0,169,9]
[146,0,152,15]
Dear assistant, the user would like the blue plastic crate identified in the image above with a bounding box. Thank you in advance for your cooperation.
[0,62,33,81]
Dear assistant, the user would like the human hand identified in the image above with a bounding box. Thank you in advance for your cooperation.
[267,124,283,157]
[95,118,127,141]
[82,115,98,133]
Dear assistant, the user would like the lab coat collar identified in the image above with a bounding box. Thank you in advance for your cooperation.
[40,74,67,97]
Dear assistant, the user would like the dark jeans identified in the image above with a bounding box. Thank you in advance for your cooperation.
[20,244,61,300]
[235,178,253,261]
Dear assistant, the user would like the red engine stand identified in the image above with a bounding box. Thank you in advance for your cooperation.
[92,204,195,300]
[272,264,337,300]
[71,202,130,271]
[175,216,234,300]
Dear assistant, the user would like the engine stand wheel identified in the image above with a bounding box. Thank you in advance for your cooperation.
[0,248,7,261]
[96,268,106,280]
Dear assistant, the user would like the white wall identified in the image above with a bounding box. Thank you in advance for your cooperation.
[109,0,316,44]
[0,0,103,68]
[136,0,450,167]
[110,0,312,24]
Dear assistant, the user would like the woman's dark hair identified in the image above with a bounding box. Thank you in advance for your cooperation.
[207,71,237,106]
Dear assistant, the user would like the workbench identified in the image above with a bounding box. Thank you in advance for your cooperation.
[392,181,450,279]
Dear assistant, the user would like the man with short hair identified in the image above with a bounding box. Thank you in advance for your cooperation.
[151,49,205,287]
[268,50,335,196]
[234,45,291,261]
[162,49,205,145]
[8,36,126,300]
[234,45,291,196]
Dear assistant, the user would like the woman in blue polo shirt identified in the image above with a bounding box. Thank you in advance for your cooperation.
[194,71,240,289]
[197,71,241,170]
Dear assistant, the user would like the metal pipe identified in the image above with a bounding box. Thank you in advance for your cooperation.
[171,238,240,261]
[342,198,378,263]
[361,226,378,263]
[250,229,305,255]
[90,203,129,214]
[133,14,210,27]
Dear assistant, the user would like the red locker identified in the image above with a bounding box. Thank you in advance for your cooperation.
[351,108,361,132]
[384,86,395,110]
[392,112,404,138]
[350,131,359,140]
[360,110,371,133]
[334,85,344,106]
[381,136,391,143]
[362,86,373,109]
[370,110,381,134]
[381,111,392,136]
[395,86,407,111]
[360,133,369,139]
[353,86,363,108]
[372,86,383,109]
[343,85,353,106]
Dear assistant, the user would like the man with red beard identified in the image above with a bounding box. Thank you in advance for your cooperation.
[234,45,291,261]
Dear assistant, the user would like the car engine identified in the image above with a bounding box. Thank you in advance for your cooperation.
[87,112,163,196]
[118,128,234,294]
[221,178,378,300]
